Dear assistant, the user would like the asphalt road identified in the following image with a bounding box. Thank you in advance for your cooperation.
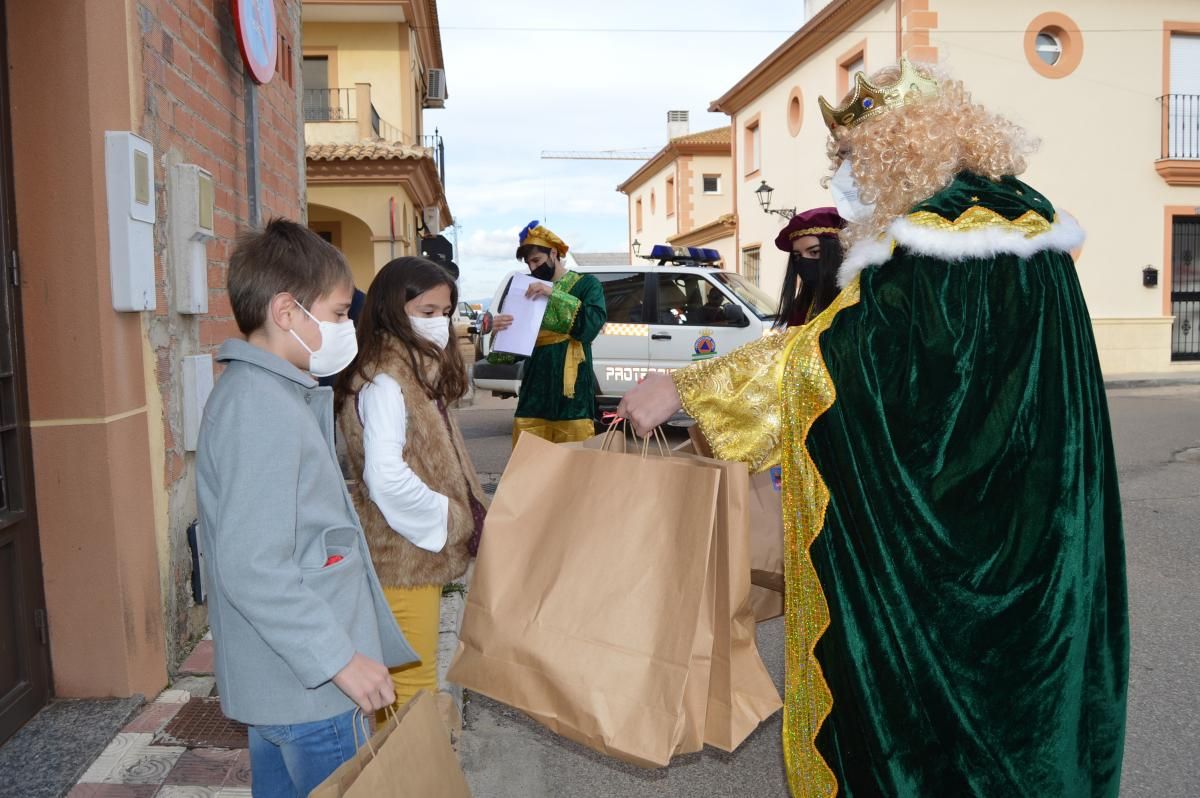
[451,384,1200,797]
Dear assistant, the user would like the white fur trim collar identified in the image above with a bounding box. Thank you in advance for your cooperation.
[837,211,1085,288]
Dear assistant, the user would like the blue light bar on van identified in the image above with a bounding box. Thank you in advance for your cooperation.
[648,244,722,266]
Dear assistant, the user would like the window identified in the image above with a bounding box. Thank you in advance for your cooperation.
[787,87,804,137]
[302,56,333,120]
[594,272,645,324]
[1166,33,1200,160]
[744,118,761,176]
[702,175,720,194]
[1023,13,1083,79]
[635,198,643,232]
[666,176,676,216]
[837,41,867,99]
[655,274,742,327]
[1035,32,1061,65]
[741,247,761,287]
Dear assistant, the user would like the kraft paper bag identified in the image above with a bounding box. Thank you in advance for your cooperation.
[749,584,784,622]
[447,433,723,768]
[748,466,786,593]
[581,429,782,751]
[309,690,471,798]
[688,424,785,593]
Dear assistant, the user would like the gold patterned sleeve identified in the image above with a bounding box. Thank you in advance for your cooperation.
[673,331,795,473]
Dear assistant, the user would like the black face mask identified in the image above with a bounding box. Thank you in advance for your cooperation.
[789,253,821,283]
[530,261,555,281]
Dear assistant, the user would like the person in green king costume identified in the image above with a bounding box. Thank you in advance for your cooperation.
[618,58,1128,797]
[492,221,607,446]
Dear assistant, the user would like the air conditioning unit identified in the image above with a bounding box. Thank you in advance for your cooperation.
[425,68,447,107]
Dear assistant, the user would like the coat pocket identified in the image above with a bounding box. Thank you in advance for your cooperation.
[301,526,371,623]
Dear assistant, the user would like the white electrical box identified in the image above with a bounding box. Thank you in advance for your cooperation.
[170,164,216,314]
[422,206,441,236]
[105,132,156,312]
[182,354,214,452]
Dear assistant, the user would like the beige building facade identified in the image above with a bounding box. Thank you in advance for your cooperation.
[710,0,1200,375]
[618,118,736,267]
[302,0,453,290]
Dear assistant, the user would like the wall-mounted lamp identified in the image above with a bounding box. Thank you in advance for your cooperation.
[632,239,642,257]
[754,180,795,219]
[1143,265,1158,288]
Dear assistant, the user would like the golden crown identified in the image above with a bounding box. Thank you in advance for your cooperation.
[818,57,939,132]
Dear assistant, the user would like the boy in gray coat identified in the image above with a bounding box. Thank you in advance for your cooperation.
[196,220,417,797]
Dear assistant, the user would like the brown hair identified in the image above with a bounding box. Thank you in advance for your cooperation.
[335,257,467,408]
[228,218,353,335]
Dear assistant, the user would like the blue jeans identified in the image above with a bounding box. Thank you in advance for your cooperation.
[248,709,363,798]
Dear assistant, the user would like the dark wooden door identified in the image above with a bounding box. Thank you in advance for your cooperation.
[0,0,50,746]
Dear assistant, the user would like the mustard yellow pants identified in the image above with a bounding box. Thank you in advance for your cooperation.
[380,584,442,716]
[512,417,595,447]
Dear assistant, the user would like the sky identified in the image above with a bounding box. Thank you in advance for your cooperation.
[431,1,808,300]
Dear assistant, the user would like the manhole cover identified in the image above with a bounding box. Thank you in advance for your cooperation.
[159,697,248,749]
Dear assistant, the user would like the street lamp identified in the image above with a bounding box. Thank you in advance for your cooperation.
[632,239,642,257]
[755,179,795,219]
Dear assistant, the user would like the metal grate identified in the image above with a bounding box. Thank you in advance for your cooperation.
[158,698,248,749]
[1171,216,1200,361]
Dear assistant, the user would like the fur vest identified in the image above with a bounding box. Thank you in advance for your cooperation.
[338,343,487,588]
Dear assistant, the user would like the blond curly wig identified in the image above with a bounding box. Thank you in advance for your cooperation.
[827,62,1039,247]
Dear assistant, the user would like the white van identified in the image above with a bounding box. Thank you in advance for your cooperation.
[471,248,780,411]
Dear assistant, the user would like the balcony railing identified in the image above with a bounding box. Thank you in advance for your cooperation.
[1160,94,1200,159]
[303,89,355,122]
[423,130,445,186]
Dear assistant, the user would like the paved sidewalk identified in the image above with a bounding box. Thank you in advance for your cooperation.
[69,565,477,798]
[68,634,249,798]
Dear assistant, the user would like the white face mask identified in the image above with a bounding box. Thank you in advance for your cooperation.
[410,315,451,350]
[290,301,358,378]
[829,159,876,223]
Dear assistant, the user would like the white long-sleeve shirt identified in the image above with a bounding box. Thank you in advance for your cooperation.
[356,373,449,552]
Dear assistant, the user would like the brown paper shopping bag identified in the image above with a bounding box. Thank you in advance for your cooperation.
[447,433,723,768]
[688,423,785,594]
[309,690,471,798]
[579,429,781,751]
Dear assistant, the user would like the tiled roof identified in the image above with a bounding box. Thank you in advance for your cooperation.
[671,126,731,146]
[306,141,432,161]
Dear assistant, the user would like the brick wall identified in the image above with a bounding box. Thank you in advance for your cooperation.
[135,0,305,666]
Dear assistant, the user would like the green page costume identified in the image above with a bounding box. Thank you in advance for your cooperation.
[505,270,607,443]
[677,173,1128,797]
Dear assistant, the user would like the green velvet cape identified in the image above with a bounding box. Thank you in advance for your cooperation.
[807,174,1128,795]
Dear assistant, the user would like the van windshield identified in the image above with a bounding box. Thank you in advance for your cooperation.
[712,272,779,320]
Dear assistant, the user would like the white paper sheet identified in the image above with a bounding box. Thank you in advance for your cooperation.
[493,274,551,357]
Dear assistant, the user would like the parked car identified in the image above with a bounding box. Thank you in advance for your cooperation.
[472,247,780,415]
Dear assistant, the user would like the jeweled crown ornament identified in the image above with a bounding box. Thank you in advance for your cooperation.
[818,57,939,132]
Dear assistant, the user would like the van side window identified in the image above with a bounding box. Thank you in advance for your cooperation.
[594,272,644,323]
[655,274,741,326]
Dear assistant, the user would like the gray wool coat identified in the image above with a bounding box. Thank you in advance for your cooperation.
[196,339,417,726]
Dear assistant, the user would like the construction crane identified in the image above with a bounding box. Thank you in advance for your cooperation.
[540,149,655,160]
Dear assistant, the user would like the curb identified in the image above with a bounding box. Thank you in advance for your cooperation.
[1105,376,1200,389]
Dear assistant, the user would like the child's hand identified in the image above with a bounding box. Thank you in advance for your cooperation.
[332,652,396,712]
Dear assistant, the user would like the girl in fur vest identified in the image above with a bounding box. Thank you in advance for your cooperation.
[335,257,488,712]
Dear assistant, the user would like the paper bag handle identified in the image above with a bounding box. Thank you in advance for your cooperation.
[352,706,400,759]
[600,418,670,458]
